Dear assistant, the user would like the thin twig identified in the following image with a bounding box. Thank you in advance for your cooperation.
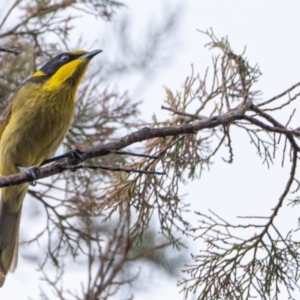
[112,151,159,159]
[161,105,207,120]
[0,47,20,55]
[258,82,300,107]
[65,164,166,175]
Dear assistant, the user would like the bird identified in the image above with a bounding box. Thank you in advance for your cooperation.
[0,49,102,287]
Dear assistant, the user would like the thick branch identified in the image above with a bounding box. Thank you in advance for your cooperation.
[0,108,245,187]
[1,102,299,188]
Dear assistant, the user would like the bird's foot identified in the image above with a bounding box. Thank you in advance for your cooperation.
[67,149,83,172]
[25,167,40,186]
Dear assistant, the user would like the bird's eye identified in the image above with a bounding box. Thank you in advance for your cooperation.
[60,55,69,62]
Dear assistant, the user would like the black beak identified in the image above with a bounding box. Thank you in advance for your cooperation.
[80,49,102,60]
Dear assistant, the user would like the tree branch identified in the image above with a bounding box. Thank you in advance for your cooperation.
[0,107,247,187]
[2,101,300,188]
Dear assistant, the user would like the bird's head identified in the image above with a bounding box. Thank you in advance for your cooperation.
[30,49,102,90]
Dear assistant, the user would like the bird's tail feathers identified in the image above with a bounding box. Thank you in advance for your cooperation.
[0,201,22,287]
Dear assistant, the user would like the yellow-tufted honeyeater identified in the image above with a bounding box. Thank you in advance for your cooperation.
[0,49,102,286]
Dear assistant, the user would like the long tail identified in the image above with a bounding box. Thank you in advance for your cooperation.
[0,183,28,287]
[0,201,22,287]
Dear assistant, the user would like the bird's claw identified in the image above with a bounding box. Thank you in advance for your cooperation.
[68,149,83,171]
[25,167,40,186]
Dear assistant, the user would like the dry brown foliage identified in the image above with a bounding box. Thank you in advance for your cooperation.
[1,2,300,300]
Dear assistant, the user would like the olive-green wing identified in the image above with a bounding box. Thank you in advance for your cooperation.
[0,80,34,142]
[0,75,50,142]
[0,102,12,142]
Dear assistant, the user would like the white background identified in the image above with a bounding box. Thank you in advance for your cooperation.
[1,1,300,299]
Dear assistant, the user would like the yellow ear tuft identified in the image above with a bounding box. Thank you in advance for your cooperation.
[32,70,46,77]
[44,58,88,91]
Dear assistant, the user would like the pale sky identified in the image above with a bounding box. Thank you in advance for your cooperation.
[2,1,300,299]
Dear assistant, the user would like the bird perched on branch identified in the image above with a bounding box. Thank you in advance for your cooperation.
[0,49,102,286]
